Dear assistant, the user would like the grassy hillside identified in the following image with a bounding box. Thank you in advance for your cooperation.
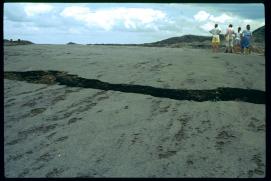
[252,26,265,43]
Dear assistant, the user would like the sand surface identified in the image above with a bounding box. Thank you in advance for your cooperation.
[4,44,265,177]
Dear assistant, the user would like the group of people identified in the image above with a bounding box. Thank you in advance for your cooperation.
[209,24,253,54]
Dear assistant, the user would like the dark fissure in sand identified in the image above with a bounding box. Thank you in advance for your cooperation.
[4,70,265,104]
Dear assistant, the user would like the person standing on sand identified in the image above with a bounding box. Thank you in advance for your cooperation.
[225,24,235,53]
[209,24,221,53]
[241,24,253,55]
[233,27,242,53]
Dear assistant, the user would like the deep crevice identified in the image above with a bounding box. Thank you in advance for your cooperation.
[4,70,265,104]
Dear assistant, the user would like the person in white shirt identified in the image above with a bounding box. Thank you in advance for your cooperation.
[209,24,221,53]
[225,24,235,53]
[233,27,242,53]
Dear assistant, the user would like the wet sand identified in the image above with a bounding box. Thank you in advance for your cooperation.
[4,44,265,177]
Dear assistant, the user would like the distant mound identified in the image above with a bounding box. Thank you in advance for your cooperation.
[67,42,77,45]
[4,39,34,46]
[144,35,215,49]
[147,35,211,45]
[143,34,229,49]
[252,26,265,43]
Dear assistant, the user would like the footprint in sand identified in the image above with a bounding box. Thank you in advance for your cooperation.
[22,100,36,107]
[30,108,47,117]
[212,56,220,59]
[185,78,196,84]
[247,117,265,132]
[96,74,104,78]
[5,138,24,146]
[18,168,30,177]
[36,151,56,163]
[247,154,265,177]
[76,169,101,178]
[67,117,82,125]
[54,136,69,143]
[45,168,65,177]
[19,123,58,139]
[215,127,236,151]
[7,153,24,161]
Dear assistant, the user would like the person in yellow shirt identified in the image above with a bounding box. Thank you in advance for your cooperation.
[209,24,221,53]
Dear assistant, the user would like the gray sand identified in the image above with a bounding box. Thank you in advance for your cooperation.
[4,45,265,177]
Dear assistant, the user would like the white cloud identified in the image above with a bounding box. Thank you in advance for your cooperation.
[193,11,233,24]
[59,6,90,18]
[24,3,53,16]
[237,19,265,31]
[209,13,233,23]
[194,11,210,22]
[198,15,264,34]
[60,6,167,31]
[194,11,236,34]
[243,19,253,24]
[200,22,215,32]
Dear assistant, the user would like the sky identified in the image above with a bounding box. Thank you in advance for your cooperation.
[4,3,265,44]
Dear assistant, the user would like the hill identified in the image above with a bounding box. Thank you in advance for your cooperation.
[143,25,264,51]
[4,39,34,46]
[67,42,77,45]
[252,26,265,43]
[148,35,211,45]
[143,34,228,49]
[146,25,265,46]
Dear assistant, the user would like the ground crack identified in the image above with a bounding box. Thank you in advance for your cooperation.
[4,70,265,104]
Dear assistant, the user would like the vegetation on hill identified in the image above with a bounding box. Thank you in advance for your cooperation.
[252,26,265,43]
[4,39,34,46]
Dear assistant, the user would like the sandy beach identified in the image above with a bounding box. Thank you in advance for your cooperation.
[4,44,265,177]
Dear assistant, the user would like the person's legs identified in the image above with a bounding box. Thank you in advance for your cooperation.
[214,43,217,52]
[225,41,229,53]
[242,36,250,55]
[212,44,215,52]
[233,40,239,53]
[211,38,215,52]
[212,37,219,52]
[229,39,234,53]
[237,45,241,53]
[216,44,219,52]
[237,40,241,53]
[240,38,245,54]
[244,47,249,54]
[216,37,220,52]
[240,43,244,54]
[234,44,239,53]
